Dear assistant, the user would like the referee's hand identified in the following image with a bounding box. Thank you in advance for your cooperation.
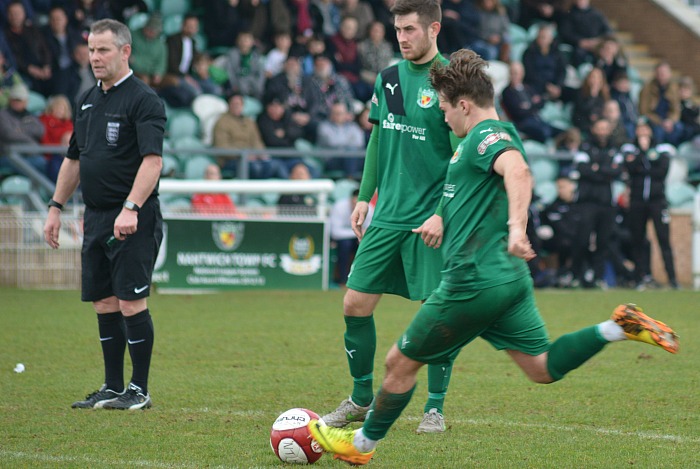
[114,208,138,240]
[44,209,61,249]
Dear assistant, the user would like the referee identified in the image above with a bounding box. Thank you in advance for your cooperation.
[43,19,166,410]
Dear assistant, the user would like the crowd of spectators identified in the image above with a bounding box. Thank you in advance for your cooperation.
[1,0,699,290]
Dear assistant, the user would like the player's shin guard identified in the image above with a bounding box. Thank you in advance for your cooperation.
[362,384,416,441]
[546,325,608,381]
[344,315,376,406]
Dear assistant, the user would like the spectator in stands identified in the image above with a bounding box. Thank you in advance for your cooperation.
[213,92,288,179]
[278,161,317,216]
[264,31,293,79]
[539,175,580,287]
[601,99,630,148]
[224,29,266,101]
[4,0,53,96]
[0,0,33,27]
[609,70,637,141]
[554,126,583,175]
[330,188,372,286]
[130,14,166,89]
[160,13,201,108]
[341,0,375,40]
[572,66,609,135]
[257,96,305,172]
[369,0,399,53]
[191,53,222,96]
[108,0,149,23]
[310,0,341,37]
[42,6,84,98]
[678,76,700,145]
[501,61,562,143]
[67,0,111,36]
[517,0,570,29]
[439,0,481,55]
[356,102,372,144]
[471,0,511,63]
[191,163,238,216]
[358,20,393,95]
[638,60,683,146]
[558,0,612,66]
[39,94,73,182]
[329,16,372,101]
[308,52,355,123]
[593,35,627,86]
[288,0,315,45]
[522,22,568,102]
[203,0,240,49]
[299,33,327,76]
[622,121,677,289]
[0,48,24,109]
[0,82,46,174]
[264,53,318,142]
[316,101,365,179]
[0,28,18,72]
[570,117,623,288]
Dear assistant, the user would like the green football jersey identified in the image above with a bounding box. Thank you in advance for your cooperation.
[368,55,455,230]
[440,119,531,291]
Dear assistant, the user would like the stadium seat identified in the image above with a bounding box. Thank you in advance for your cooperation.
[184,155,216,179]
[167,111,200,139]
[242,96,263,118]
[666,181,696,208]
[172,136,209,161]
[332,179,359,202]
[677,141,699,160]
[200,113,225,146]
[509,42,528,63]
[522,140,551,159]
[540,101,573,129]
[508,24,529,45]
[159,0,190,17]
[0,175,32,205]
[666,156,688,185]
[534,180,558,205]
[27,91,46,115]
[162,14,183,36]
[191,93,228,123]
[530,159,559,184]
[485,60,510,96]
[128,12,149,31]
[161,154,180,177]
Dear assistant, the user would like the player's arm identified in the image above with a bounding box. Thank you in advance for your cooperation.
[113,154,163,240]
[43,156,81,249]
[493,149,535,261]
[352,125,378,240]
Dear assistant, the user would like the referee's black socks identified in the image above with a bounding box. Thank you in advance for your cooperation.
[97,311,126,393]
[124,309,154,394]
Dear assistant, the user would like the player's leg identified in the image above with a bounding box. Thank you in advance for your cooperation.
[324,227,406,427]
[103,199,163,410]
[72,208,127,409]
[401,231,451,432]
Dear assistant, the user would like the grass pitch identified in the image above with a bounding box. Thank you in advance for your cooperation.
[1,287,698,468]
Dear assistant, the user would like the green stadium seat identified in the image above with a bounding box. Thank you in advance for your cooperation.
[172,136,209,161]
[331,179,359,202]
[1,175,32,205]
[522,140,551,159]
[184,155,216,179]
[167,111,200,139]
[27,91,46,115]
[162,14,183,36]
[159,0,190,17]
[128,12,149,31]
[242,96,263,118]
[530,159,559,184]
[666,181,696,208]
[161,154,180,177]
[534,180,558,205]
[508,24,529,45]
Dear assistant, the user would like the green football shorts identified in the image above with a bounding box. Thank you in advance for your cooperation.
[398,276,551,363]
[346,226,442,301]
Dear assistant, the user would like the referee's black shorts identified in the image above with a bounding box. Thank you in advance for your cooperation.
[81,197,163,302]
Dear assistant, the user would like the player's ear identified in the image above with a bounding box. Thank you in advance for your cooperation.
[460,99,470,115]
[428,21,441,39]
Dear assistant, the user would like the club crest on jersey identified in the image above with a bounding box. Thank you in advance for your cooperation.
[477,132,512,154]
[212,221,244,251]
[371,92,378,106]
[417,87,437,108]
[450,149,461,164]
[106,122,120,145]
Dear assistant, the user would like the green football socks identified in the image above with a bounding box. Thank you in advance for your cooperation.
[344,315,376,407]
[363,385,416,441]
[547,325,608,381]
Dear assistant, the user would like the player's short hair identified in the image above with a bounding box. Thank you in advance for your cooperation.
[91,19,132,48]
[391,0,441,28]
[429,49,493,108]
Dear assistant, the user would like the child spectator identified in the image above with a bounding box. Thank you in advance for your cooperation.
[39,94,73,182]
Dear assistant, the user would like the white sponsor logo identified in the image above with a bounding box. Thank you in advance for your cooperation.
[480,127,493,134]
[128,339,146,345]
[99,336,113,342]
[81,103,93,111]
[134,285,149,294]
[345,347,357,359]
[385,82,398,95]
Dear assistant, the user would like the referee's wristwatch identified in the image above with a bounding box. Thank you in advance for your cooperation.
[48,198,63,210]
[123,200,140,212]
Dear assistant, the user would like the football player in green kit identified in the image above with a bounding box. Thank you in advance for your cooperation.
[309,49,679,465]
[322,0,462,434]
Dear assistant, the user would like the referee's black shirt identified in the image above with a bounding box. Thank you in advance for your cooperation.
[67,72,166,209]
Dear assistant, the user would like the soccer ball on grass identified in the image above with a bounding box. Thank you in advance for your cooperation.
[270,408,324,464]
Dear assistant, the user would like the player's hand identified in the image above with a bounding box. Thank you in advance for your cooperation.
[114,208,139,241]
[508,227,536,261]
[351,201,370,240]
[43,209,62,249]
[412,214,443,249]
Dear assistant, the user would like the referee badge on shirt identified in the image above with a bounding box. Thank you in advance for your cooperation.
[106,122,120,145]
